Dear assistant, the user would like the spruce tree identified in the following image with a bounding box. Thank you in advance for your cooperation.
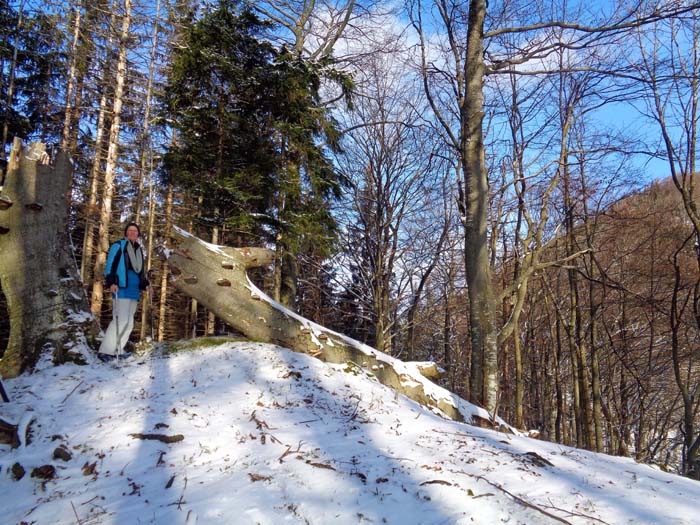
[161,1,279,239]
[161,0,349,313]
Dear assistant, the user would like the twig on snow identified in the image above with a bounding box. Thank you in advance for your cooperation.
[542,501,611,525]
[278,440,304,462]
[61,381,84,404]
[468,474,573,525]
[70,500,82,524]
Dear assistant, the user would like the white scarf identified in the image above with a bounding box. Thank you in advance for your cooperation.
[126,241,143,274]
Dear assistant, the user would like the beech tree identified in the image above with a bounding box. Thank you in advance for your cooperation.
[0,140,97,378]
[408,0,700,413]
[334,49,442,355]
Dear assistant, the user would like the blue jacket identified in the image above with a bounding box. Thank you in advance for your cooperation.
[104,239,148,292]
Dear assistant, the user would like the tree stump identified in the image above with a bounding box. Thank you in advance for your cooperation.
[0,139,98,378]
[0,418,20,448]
[163,226,497,424]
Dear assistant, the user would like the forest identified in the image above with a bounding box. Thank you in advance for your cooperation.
[1,0,699,483]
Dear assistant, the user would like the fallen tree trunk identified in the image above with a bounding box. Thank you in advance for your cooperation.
[0,139,98,378]
[163,227,502,426]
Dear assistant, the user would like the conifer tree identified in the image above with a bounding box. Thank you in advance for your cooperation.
[162,0,348,313]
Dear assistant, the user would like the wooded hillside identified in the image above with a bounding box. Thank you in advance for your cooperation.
[1,0,699,480]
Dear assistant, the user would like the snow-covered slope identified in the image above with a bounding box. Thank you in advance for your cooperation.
[1,341,698,524]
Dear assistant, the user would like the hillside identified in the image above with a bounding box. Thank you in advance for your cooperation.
[1,341,698,525]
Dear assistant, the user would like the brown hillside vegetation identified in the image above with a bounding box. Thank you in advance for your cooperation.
[498,176,699,470]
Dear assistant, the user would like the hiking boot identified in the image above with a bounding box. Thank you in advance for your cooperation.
[97,353,116,362]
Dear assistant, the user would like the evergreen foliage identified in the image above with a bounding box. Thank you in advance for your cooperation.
[161,0,349,253]
[0,0,65,151]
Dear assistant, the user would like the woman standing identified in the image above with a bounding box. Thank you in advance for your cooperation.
[97,222,149,361]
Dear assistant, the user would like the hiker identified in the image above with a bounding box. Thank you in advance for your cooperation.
[97,222,149,362]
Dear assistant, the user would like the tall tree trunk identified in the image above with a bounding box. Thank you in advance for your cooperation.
[89,0,133,317]
[580,181,603,452]
[462,0,498,412]
[0,140,98,377]
[562,149,592,449]
[672,246,700,479]
[139,155,158,341]
[133,0,161,220]
[60,0,83,152]
[81,0,117,284]
[157,184,173,342]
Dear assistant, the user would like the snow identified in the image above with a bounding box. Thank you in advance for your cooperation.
[244,275,503,428]
[2,341,699,525]
[171,228,500,427]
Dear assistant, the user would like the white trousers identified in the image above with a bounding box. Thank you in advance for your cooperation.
[99,298,138,356]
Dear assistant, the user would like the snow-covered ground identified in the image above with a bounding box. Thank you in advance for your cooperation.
[1,341,698,524]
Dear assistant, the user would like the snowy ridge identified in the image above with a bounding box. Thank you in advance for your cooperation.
[243,274,502,428]
[174,225,501,427]
[1,341,699,524]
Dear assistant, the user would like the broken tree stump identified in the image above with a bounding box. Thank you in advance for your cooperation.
[0,139,98,378]
[163,227,498,425]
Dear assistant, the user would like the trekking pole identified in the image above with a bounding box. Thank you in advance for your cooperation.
[0,376,10,403]
[114,288,121,364]
[148,287,155,342]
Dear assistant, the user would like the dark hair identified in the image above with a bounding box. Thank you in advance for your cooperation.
[124,222,141,236]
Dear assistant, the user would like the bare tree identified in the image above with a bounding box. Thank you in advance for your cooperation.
[244,0,360,59]
[335,48,443,355]
[408,0,700,413]
[633,11,700,480]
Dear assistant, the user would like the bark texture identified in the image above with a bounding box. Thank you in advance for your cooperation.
[0,139,98,378]
[164,227,496,424]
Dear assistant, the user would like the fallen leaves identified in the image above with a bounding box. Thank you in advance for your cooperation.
[82,462,97,476]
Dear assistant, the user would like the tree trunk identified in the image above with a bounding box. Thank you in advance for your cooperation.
[139,164,158,341]
[163,226,502,426]
[0,140,98,378]
[133,0,161,221]
[157,184,173,342]
[462,0,498,413]
[1,0,23,159]
[81,0,117,284]
[89,0,132,317]
[60,0,83,152]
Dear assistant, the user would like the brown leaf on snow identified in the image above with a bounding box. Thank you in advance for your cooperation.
[522,451,554,468]
[306,461,335,471]
[420,479,453,486]
[82,461,97,476]
[248,472,272,482]
[31,465,56,480]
